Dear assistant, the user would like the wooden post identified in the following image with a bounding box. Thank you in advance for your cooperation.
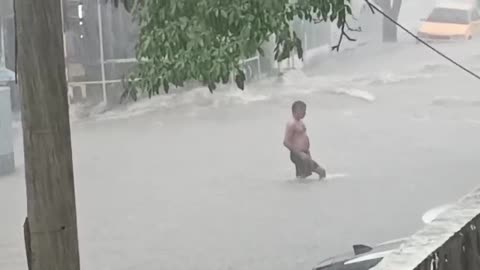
[15,0,81,268]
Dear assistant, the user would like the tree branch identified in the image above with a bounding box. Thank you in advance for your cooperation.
[346,21,362,32]
[332,23,357,51]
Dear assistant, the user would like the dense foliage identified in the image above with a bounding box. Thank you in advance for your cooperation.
[115,0,353,98]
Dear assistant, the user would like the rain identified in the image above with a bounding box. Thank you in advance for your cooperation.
[2,0,480,269]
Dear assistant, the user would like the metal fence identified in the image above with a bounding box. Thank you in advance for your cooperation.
[1,1,337,110]
[63,1,332,106]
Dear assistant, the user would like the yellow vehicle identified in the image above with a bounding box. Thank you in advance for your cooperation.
[417,4,480,41]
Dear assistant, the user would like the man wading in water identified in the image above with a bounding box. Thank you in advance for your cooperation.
[283,101,326,180]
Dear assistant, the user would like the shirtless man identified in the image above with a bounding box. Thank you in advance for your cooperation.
[283,100,326,179]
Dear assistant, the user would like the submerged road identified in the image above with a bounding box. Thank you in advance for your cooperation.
[2,38,480,270]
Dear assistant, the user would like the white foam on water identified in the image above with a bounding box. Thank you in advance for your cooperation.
[82,83,272,122]
[96,106,157,121]
[324,173,349,180]
[286,173,349,184]
[378,237,409,246]
[421,204,453,224]
[224,89,271,104]
[90,101,161,122]
[69,102,111,122]
[278,69,312,88]
[330,88,376,102]
[81,44,456,123]
[351,71,434,87]
[69,48,455,123]
[290,178,319,184]
[305,44,331,57]
[72,67,432,122]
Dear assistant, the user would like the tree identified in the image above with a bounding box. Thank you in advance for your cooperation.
[374,0,402,42]
[117,0,355,98]
[16,0,80,269]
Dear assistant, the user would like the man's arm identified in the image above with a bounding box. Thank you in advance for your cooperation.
[283,122,296,152]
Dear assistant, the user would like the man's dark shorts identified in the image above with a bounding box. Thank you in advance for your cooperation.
[290,151,323,178]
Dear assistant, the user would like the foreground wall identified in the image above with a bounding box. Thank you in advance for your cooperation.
[373,186,480,270]
[413,214,480,270]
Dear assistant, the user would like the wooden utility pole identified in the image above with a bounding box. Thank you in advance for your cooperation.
[15,0,81,268]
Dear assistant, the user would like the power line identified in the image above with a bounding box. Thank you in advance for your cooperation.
[365,0,480,81]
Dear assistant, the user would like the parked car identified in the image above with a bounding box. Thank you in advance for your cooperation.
[312,204,453,270]
[417,4,480,41]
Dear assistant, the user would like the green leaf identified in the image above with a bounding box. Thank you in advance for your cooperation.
[235,70,245,90]
[222,73,230,84]
[305,13,312,21]
[163,79,170,93]
[229,11,236,25]
[207,81,216,93]
[170,0,177,15]
[346,5,352,15]
[130,0,355,97]
[295,36,303,60]
[179,17,188,30]
[274,44,280,60]
[297,10,304,20]
[257,47,265,56]
[221,10,228,19]
[143,36,152,51]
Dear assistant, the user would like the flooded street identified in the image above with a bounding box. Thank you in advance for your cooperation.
[2,37,480,270]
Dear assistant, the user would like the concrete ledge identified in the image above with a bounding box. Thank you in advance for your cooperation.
[373,185,480,270]
[0,152,14,176]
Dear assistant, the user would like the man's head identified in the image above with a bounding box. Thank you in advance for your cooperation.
[291,100,307,120]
